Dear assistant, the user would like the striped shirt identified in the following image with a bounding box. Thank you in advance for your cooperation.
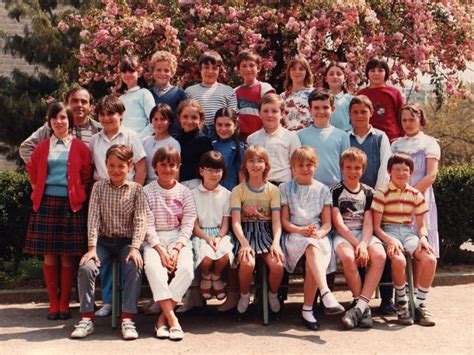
[185,83,238,126]
[371,181,428,224]
[88,180,146,249]
[144,180,197,248]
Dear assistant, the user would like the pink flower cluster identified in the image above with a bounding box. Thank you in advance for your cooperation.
[63,0,472,95]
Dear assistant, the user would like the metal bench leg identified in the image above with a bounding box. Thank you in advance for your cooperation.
[406,256,416,318]
[262,262,269,326]
[112,260,121,329]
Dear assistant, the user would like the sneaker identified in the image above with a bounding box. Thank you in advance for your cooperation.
[200,275,212,300]
[95,304,112,317]
[169,326,184,341]
[211,274,226,300]
[71,318,94,338]
[396,302,414,326]
[268,292,281,313]
[380,299,396,315]
[121,319,138,340]
[359,307,373,328]
[155,325,170,339]
[341,307,362,330]
[415,305,435,326]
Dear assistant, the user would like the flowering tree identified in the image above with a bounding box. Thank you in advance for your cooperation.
[62,0,472,96]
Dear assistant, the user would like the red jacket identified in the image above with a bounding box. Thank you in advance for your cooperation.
[27,137,92,212]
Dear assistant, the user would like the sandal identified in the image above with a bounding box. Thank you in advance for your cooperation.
[211,273,226,300]
[200,274,212,300]
[169,326,184,341]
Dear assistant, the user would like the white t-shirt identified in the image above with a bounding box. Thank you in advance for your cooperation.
[191,183,231,228]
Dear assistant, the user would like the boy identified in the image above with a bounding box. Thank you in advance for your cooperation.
[298,89,350,188]
[89,95,147,185]
[247,93,300,185]
[372,152,437,326]
[185,51,238,140]
[234,50,275,141]
[148,51,188,136]
[348,94,394,314]
[71,145,146,340]
[358,57,404,142]
[331,148,386,329]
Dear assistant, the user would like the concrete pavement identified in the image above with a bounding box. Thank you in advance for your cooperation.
[0,284,473,354]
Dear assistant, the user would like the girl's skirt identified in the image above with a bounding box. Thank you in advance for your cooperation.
[281,232,331,273]
[192,227,235,270]
[233,220,274,262]
[24,195,87,256]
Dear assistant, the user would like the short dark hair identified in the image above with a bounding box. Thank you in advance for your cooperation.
[106,144,133,163]
[95,95,126,115]
[322,61,348,93]
[349,95,373,112]
[46,102,74,130]
[152,146,181,169]
[236,50,261,67]
[65,85,92,105]
[149,103,174,133]
[365,57,390,82]
[307,89,334,107]
[198,151,227,181]
[387,152,414,173]
[199,50,223,68]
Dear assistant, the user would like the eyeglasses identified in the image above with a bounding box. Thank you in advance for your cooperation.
[202,167,223,174]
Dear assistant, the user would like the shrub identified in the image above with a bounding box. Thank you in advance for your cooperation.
[434,165,474,257]
[0,171,32,264]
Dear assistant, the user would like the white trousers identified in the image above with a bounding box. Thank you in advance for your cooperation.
[144,230,194,303]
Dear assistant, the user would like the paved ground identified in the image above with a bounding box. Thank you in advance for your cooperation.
[0,284,473,354]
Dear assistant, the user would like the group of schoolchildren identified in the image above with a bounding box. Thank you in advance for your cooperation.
[20,49,441,342]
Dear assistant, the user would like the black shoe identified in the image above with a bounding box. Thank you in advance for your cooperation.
[59,312,71,320]
[380,300,396,315]
[47,312,59,321]
[302,309,319,330]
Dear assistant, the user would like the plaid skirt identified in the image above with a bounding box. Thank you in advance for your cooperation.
[24,195,87,256]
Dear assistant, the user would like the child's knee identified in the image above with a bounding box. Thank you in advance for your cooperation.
[78,261,99,279]
[419,252,437,269]
[240,258,255,271]
[370,248,386,265]
[391,253,406,269]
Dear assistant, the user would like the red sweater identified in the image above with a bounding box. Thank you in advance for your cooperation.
[358,86,404,142]
[27,138,92,212]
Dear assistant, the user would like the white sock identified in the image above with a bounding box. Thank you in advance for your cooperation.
[95,303,112,317]
[302,304,316,323]
[237,293,250,313]
[395,284,408,304]
[355,295,370,313]
[268,291,280,313]
[320,287,340,308]
[415,286,430,307]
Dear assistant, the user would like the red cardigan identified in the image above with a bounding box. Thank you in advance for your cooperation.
[27,137,92,212]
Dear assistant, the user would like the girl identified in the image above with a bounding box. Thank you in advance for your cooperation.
[322,62,353,131]
[280,56,314,131]
[176,99,213,189]
[391,103,440,257]
[143,146,197,341]
[280,146,344,330]
[230,145,285,315]
[143,103,181,185]
[212,107,246,191]
[24,102,91,320]
[119,55,156,138]
[192,151,235,300]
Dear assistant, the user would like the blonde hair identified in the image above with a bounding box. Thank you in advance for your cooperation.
[290,146,318,167]
[259,93,285,112]
[339,147,367,171]
[176,99,206,122]
[149,50,178,74]
[241,145,271,181]
[283,56,314,91]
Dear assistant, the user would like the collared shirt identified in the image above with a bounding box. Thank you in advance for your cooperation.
[371,181,428,224]
[144,180,197,248]
[192,183,231,229]
[71,117,102,147]
[88,180,146,249]
[247,126,301,183]
[349,125,391,189]
[49,134,73,150]
[89,126,146,181]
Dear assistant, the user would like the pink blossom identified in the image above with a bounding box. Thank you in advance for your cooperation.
[57,21,69,33]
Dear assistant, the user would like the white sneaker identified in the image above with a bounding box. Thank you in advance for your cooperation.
[268,292,281,313]
[95,304,112,317]
[71,318,94,339]
[237,293,250,314]
[121,319,138,340]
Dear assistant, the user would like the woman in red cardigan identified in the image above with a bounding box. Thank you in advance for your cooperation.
[24,102,92,320]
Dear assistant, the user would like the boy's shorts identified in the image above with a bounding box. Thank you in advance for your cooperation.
[382,224,420,255]
[333,229,382,251]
